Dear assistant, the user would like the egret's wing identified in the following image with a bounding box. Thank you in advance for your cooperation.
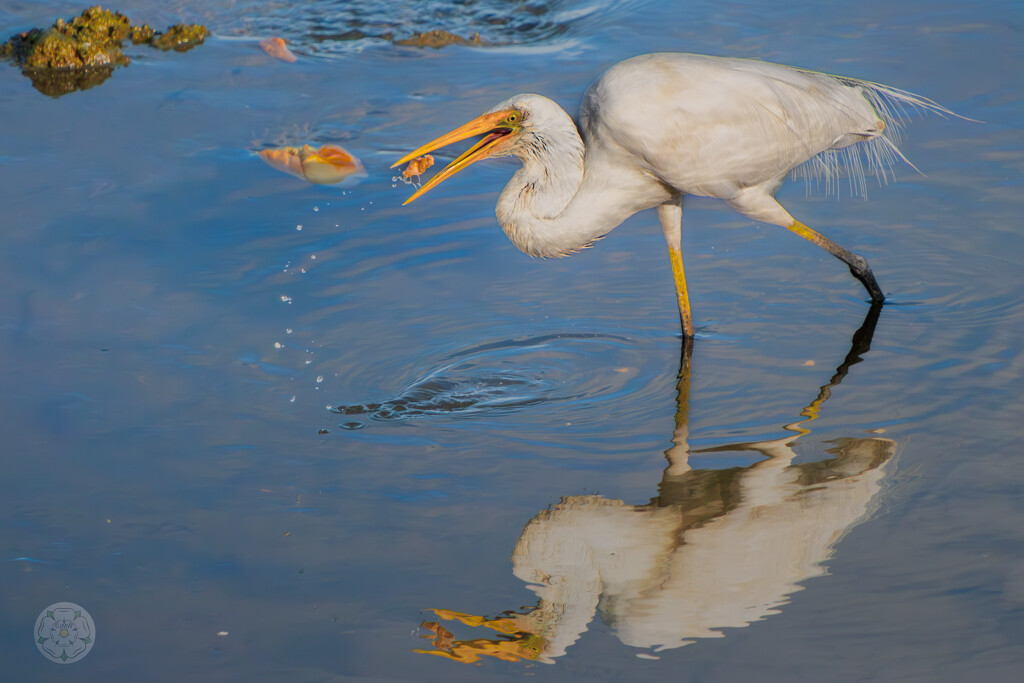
[581,53,958,198]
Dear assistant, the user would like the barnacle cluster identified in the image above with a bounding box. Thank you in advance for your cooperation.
[1,6,207,97]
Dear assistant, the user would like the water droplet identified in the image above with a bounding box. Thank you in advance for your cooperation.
[280,295,293,304]
[296,224,303,231]
[313,206,319,212]
[316,376,324,383]
[274,342,283,349]
[289,395,296,403]
[286,328,293,334]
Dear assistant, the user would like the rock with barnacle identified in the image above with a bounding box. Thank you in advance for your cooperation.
[1,6,207,97]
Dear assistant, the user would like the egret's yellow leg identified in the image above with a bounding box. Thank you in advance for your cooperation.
[786,219,885,302]
[658,201,695,338]
[667,246,694,337]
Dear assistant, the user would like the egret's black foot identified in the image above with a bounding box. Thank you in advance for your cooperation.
[845,252,885,303]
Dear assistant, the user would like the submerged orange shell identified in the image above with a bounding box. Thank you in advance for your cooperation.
[257,144,363,184]
[259,37,298,63]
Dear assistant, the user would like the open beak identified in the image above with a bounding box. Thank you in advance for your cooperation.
[392,110,517,204]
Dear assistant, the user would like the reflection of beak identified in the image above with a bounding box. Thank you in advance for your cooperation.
[392,110,517,204]
[415,609,549,664]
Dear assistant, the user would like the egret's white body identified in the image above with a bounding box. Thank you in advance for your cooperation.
[395,53,953,336]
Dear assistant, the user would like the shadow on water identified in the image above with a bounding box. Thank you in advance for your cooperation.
[412,303,896,664]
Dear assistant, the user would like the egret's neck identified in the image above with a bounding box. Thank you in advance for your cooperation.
[495,117,665,258]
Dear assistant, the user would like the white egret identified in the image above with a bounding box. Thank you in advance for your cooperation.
[394,53,954,337]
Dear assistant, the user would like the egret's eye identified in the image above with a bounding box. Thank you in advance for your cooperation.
[508,112,520,123]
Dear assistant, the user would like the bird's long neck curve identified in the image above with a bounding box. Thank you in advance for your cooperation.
[494,109,663,258]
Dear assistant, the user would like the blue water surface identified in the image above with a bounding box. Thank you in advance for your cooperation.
[0,0,1022,680]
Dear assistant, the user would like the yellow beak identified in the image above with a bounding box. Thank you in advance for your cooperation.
[392,110,517,204]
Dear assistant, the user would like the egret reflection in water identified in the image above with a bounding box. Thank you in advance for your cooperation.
[415,304,896,664]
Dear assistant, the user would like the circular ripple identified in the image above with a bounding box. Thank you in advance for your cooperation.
[330,332,674,431]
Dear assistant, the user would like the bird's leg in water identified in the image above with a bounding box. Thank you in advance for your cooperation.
[663,333,694,476]
[658,201,695,338]
[786,220,885,302]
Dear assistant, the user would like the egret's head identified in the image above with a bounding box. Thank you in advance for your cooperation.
[393,94,565,204]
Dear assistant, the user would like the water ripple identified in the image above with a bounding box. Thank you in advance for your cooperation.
[206,0,628,54]
[330,332,659,427]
